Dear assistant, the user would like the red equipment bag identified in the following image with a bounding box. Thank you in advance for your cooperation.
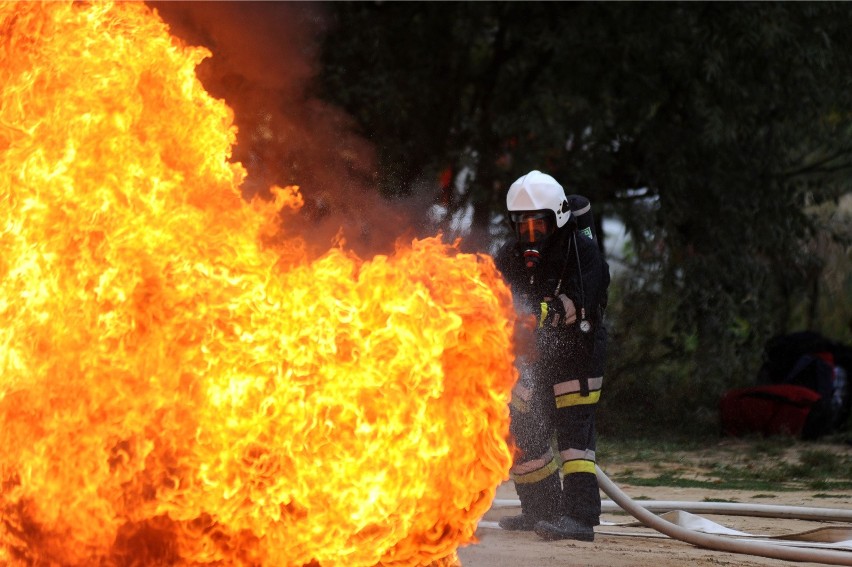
[719,384,822,438]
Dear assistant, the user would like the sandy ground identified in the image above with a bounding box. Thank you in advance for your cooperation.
[457,469,852,567]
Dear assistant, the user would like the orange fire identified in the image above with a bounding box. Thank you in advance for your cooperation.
[0,2,517,566]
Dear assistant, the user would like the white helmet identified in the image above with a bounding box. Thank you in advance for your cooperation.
[506,170,571,228]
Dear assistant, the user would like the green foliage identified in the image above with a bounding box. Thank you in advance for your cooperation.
[319,2,852,433]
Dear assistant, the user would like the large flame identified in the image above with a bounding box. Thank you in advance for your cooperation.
[0,2,517,565]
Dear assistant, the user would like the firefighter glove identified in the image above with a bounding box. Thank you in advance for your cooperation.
[537,294,577,328]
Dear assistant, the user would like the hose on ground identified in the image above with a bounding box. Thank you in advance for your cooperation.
[597,500,852,522]
[489,499,852,522]
[595,465,852,566]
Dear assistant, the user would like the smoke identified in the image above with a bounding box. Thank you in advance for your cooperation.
[146,1,412,258]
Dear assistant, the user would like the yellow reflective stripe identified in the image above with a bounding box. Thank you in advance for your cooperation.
[538,302,548,328]
[555,389,601,408]
[511,451,553,474]
[513,383,531,399]
[512,382,532,402]
[562,459,596,475]
[553,376,603,396]
[560,448,596,463]
[511,457,558,485]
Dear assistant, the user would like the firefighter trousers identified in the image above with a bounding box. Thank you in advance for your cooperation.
[508,373,602,526]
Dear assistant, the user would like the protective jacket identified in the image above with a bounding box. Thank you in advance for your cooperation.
[496,228,608,378]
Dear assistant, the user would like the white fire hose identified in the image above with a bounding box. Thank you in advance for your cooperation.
[594,465,852,566]
[484,466,852,565]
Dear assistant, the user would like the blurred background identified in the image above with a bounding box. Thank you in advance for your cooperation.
[148,1,852,439]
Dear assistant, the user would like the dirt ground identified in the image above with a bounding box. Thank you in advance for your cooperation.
[456,443,852,567]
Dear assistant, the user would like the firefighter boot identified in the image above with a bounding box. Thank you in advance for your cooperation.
[534,515,595,542]
[498,473,560,531]
[497,513,538,531]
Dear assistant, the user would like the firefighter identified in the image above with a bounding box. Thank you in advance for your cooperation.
[494,170,610,542]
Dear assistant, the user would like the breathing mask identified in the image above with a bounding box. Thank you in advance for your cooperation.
[511,211,556,271]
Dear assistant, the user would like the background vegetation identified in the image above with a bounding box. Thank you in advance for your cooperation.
[153,2,852,437]
[600,434,852,491]
[315,2,852,436]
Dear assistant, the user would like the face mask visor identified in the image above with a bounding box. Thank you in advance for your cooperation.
[511,212,555,245]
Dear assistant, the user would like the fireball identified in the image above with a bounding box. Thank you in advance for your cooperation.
[0,2,516,566]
